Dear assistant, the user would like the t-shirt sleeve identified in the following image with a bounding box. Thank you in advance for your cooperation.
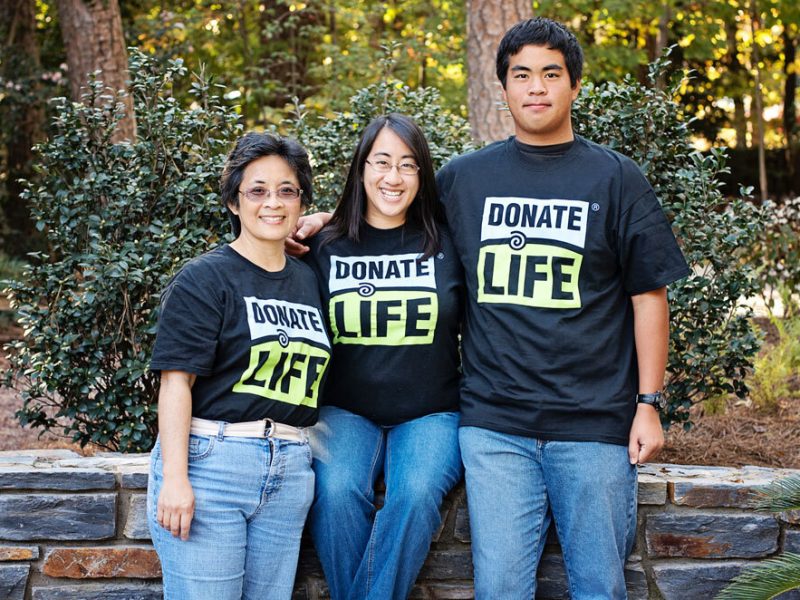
[150,267,224,376]
[617,187,691,295]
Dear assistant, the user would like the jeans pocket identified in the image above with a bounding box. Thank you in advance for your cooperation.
[187,434,216,462]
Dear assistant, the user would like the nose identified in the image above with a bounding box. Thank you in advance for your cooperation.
[263,192,283,208]
[383,165,403,184]
[528,75,546,95]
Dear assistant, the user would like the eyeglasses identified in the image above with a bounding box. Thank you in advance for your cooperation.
[239,186,303,203]
[365,159,420,176]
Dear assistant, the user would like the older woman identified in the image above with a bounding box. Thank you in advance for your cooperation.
[147,132,331,600]
[304,114,463,600]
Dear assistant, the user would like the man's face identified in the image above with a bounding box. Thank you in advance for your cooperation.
[502,44,580,146]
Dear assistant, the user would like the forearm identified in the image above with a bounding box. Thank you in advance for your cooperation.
[158,371,195,479]
[631,287,669,393]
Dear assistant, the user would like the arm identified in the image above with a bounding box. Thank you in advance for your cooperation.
[628,286,668,465]
[285,211,333,256]
[156,370,196,540]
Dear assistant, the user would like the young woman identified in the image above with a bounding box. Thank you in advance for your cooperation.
[147,132,331,600]
[304,114,463,600]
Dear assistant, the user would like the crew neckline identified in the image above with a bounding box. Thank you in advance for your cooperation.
[223,244,293,279]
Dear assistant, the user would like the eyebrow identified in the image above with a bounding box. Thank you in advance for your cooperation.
[510,64,564,73]
[372,151,417,160]
[248,178,297,185]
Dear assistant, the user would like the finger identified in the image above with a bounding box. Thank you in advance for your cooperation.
[157,505,165,528]
[628,438,640,465]
[285,238,310,256]
[179,511,193,541]
[169,511,182,538]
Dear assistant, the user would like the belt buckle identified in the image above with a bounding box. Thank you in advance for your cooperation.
[264,418,275,438]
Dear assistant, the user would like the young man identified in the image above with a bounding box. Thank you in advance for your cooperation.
[434,17,690,599]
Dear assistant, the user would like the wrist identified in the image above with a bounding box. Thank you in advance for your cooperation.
[636,390,666,411]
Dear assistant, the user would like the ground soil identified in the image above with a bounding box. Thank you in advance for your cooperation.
[0,303,798,468]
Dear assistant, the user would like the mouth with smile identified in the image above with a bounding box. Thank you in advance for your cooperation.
[379,188,405,202]
[258,215,286,224]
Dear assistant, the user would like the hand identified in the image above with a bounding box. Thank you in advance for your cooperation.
[157,476,195,541]
[628,403,665,465]
[285,212,332,256]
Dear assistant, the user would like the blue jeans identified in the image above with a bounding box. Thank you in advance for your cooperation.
[308,406,462,600]
[147,431,315,600]
[459,426,637,600]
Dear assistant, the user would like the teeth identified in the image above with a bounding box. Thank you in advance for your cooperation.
[381,189,402,198]
[260,216,284,223]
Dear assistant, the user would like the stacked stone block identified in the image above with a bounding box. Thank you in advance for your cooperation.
[0,450,798,599]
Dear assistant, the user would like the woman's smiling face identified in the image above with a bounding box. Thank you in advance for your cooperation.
[362,127,420,229]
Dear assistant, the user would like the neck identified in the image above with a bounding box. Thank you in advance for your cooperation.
[230,237,286,272]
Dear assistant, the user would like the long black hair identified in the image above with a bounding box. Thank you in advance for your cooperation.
[220,132,313,237]
[322,113,444,259]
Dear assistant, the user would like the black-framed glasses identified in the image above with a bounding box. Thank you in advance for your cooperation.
[239,186,303,203]
[365,159,420,176]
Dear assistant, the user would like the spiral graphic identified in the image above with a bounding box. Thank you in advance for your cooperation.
[276,330,290,348]
[358,282,376,297]
[508,231,527,250]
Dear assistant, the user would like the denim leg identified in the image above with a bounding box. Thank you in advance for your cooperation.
[541,441,637,600]
[307,407,385,600]
[148,434,314,600]
[352,411,462,600]
[242,439,316,600]
[459,426,551,600]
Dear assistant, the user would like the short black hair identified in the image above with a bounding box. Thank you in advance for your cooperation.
[496,17,583,88]
[219,132,313,237]
[322,113,444,259]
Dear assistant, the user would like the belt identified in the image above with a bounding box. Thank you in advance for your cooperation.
[190,417,307,443]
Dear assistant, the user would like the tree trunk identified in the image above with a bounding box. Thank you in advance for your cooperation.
[782,29,797,192]
[1,0,45,255]
[466,0,533,143]
[56,0,135,142]
[726,19,748,148]
[749,0,768,200]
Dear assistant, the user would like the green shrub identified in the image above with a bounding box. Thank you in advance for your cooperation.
[3,50,241,451]
[4,49,763,451]
[747,197,800,317]
[285,47,476,212]
[572,55,764,426]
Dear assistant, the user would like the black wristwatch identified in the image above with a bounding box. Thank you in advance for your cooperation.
[636,391,666,411]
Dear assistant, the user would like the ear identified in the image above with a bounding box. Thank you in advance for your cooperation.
[571,79,582,101]
[227,201,239,216]
[501,86,508,105]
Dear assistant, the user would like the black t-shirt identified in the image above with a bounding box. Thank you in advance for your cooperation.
[436,135,691,445]
[304,223,463,425]
[151,245,331,426]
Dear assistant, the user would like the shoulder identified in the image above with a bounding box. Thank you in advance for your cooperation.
[439,140,507,176]
[171,246,229,286]
[575,136,648,181]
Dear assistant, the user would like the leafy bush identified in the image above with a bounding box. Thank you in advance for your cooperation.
[4,49,764,451]
[285,47,476,212]
[3,50,240,451]
[747,196,800,317]
[572,55,764,426]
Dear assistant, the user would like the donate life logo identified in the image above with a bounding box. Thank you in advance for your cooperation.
[232,298,331,408]
[327,253,439,346]
[478,197,589,309]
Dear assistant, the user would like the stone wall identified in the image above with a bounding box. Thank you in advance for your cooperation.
[1,450,798,599]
